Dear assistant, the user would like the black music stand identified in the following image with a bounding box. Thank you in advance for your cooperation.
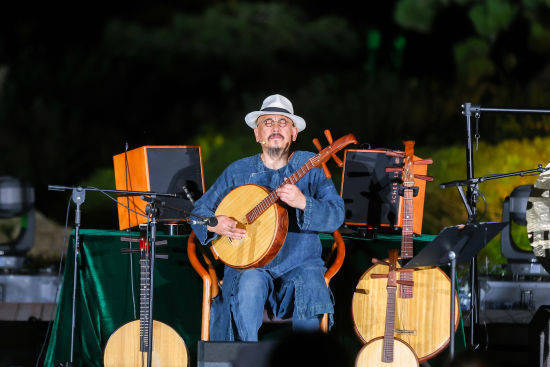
[404,222,507,360]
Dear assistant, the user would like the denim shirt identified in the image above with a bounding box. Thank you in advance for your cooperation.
[190,150,345,340]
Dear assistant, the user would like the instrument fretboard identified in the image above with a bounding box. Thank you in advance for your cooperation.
[401,187,414,258]
[139,255,150,351]
[382,286,397,363]
[245,159,315,223]
[243,134,356,224]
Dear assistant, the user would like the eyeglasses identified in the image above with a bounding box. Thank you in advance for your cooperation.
[258,118,294,128]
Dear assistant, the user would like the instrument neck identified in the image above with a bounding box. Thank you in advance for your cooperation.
[382,286,397,363]
[139,251,151,351]
[401,186,414,259]
[246,158,315,223]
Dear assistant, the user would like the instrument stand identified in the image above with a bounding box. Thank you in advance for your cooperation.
[62,187,85,367]
[441,162,549,350]
[48,184,210,366]
[146,199,159,367]
[404,222,506,361]
[47,185,177,366]
[459,102,550,348]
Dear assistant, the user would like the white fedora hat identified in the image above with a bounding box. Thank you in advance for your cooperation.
[244,94,306,132]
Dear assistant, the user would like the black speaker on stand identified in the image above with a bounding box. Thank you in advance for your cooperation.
[113,145,205,232]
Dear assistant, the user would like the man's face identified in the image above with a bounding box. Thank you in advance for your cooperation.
[253,114,298,151]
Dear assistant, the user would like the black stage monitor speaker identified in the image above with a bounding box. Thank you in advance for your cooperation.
[340,149,428,234]
[197,341,276,367]
[113,146,205,230]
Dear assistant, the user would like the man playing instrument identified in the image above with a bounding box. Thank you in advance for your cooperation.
[190,94,344,341]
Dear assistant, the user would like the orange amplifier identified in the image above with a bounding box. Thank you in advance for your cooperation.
[340,149,428,235]
[113,146,205,230]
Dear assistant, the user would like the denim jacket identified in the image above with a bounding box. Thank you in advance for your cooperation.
[190,151,345,340]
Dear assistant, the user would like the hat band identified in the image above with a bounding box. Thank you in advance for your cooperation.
[260,107,291,114]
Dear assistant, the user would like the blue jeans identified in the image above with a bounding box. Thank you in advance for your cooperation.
[231,268,322,341]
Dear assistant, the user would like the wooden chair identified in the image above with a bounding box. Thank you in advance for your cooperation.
[187,230,345,341]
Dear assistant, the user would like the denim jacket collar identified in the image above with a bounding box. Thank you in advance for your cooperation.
[254,151,299,174]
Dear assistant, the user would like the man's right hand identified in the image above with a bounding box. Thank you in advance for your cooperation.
[207,215,246,240]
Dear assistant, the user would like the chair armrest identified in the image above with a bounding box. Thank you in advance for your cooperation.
[187,232,210,281]
[187,231,215,341]
[324,230,345,286]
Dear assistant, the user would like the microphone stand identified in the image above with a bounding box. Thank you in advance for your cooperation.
[141,195,217,226]
[455,101,550,348]
[441,165,548,222]
[47,185,182,367]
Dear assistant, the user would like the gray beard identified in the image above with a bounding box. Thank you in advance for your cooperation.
[267,146,284,158]
[266,143,290,159]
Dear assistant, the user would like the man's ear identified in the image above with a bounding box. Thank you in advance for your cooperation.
[291,126,298,142]
[254,127,260,142]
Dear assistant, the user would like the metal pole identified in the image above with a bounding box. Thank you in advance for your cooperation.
[449,251,457,361]
[69,188,85,364]
[458,102,550,349]
[478,107,550,114]
[147,209,156,367]
[463,103,478,347]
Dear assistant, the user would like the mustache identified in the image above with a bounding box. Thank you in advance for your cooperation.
[268,133,284,140]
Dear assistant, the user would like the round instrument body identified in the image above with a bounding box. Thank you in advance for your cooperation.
[103,320,188,367]
[355,337,419,367]
[352,264,460,363]
[211,184,288,269]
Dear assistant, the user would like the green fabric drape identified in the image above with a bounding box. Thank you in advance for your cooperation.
[44,229,202,366]
[44,229,465,366]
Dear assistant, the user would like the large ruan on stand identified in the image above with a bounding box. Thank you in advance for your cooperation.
[211,133,357,269]
[352,141,460,363]
[103,218,188,366]
[355,249,419,366]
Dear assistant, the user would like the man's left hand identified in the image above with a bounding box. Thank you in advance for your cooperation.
[276,181,306,210]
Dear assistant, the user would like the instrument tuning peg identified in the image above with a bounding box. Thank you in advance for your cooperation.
[312,138,331,178]
[414,174,434,182]
[385,151,405,158]
[413,158,433,165]
[323,129,344,167]
[385,167,401,173]
[324,129,334,144]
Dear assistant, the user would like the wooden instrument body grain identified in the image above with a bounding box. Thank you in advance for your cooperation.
[355,336,418,367]
[352,263,460,363]
[103,320,188,367]
[211,184,288,269]
[355,249,419,367]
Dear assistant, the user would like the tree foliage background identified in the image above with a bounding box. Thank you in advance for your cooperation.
[1,0,549,266]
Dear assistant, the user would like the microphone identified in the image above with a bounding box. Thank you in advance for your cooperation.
[181,185,195,204]
[140,195,164,205]
[259,141,267,145]
[188,216,218,226]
